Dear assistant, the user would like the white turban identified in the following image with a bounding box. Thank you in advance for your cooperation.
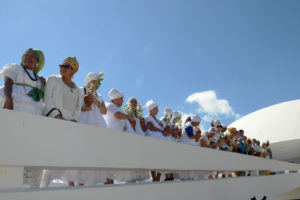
[85,72,99,83]
[212,120,221,127]
[126,97,138,105]
[108,88,123,100]
[191,115,201,123]
[173,111,181,119]
[164,108,173,116]
[145,100,158,111]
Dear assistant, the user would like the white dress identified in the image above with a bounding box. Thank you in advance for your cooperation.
[133,116,146,136]
[79,88,107,128]
[0,63,44,115]
[160,118,177,142]
[178,122,197,145]
[42,75,83,185]
[145,114,166,140]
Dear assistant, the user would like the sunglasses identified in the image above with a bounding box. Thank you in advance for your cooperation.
[59,64,73,70]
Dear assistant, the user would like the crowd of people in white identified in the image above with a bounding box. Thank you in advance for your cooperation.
[0,49,273,187]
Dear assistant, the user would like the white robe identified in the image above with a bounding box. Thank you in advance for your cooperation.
[179,122,197,145]
[145,114,166,140]
[0,63,44,115]
[79,88,107,128]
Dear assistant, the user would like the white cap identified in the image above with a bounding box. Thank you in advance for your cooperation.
[108,88,123,100]
[145,100,158,111]
[164,108,173,116]
[191,115,201,123]
[85,72,99,83]
[173,111,181,119]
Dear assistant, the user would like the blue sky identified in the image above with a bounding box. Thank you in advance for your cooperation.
[1,0,299,130]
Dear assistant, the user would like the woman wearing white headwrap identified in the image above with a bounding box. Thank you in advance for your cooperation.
[160,108,175,142]
[74,72,108,186]
[144,100,167,141]
[79,72,107,128]
[104,88,135,132]
[179,115,201,145]
[124,97,145,136]
[144,100,167,181]
[171,111,182,140]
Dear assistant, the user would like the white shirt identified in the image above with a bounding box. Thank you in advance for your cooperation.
[44,75,82,121]
[104,102,128,131]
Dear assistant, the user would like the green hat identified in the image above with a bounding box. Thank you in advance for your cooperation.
[21,48,45,74]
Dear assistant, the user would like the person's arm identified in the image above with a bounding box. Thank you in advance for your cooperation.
[114,112,130,120]
[3,76,13,109]
[148,121,164,134]
[94,96,107,114]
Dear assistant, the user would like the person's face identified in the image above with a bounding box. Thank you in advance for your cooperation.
[191,121,200,127]
[216,126,222,133]
[90,79,101,91]
[112,97,124,107]
[130,98,138,111]
[23,50,38,70]
[150,106,158,116]
[60,61,74,78]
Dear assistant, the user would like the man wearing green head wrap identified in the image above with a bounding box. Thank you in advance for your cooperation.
[0,48,46,115]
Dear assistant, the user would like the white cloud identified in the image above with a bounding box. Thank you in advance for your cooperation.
[185,90,240,120]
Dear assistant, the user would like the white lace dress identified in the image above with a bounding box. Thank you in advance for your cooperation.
[0,63,44,115]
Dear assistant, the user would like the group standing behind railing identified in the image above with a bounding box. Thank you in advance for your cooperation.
[0,48,273,187]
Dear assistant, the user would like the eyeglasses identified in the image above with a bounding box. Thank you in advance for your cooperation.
[59,64,73,69]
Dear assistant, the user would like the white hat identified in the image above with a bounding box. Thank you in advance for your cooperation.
[145,100,158,111]
[173,111,181,119]
[85,72,99,83]
[191,115,201,123]
[164,108,173,116]
[108,88,123,100]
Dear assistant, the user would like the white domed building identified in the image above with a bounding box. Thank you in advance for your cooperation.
[229,99,300,163]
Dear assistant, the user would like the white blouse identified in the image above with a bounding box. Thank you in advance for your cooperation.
[0,63,44,115]
[44,75,82,121]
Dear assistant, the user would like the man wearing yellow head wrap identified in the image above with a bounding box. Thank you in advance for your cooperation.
[0,48,46,115]
[63,56,79,73]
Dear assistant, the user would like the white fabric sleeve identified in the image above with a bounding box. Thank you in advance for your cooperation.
[0,63,20,81]
[44,76,60,118]
[107,103,120,115]
[96,93,103,104]
[72,89,83,121]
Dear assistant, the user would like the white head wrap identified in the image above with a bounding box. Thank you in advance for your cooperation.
[172,111,181,119]
[85,72,99,83]
[221,124,227,129]
[126,97,138,105]
[212,120,221,127]
[164,108,173,116]
[191,115,201,123]
[108,88,123,100]
[145,100,158,111]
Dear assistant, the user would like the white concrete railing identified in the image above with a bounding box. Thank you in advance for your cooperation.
[0,109,300,200]
[0,109,299,171]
